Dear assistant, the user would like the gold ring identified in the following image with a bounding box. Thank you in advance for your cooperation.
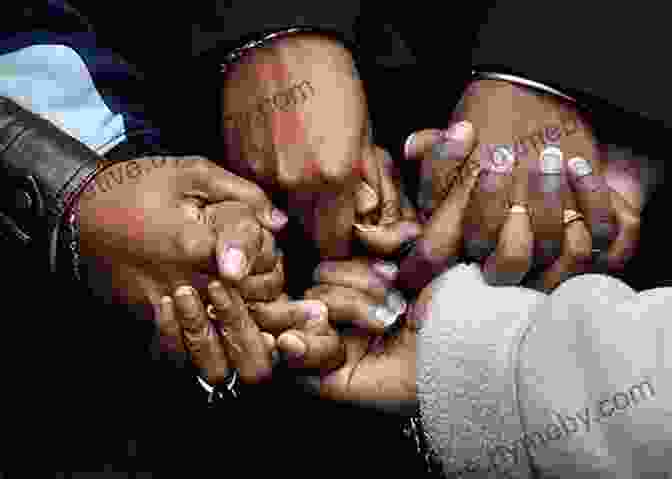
[206,303,218,320]
[563,209,585,226]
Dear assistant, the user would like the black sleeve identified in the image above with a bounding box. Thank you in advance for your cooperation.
[470,1,671,129]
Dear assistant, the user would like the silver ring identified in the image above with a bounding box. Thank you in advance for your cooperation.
[491,145,516,173]
[208,368,240,404]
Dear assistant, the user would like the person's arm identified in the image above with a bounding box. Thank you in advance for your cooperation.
[0,1,171,284]
[470,1,669,128]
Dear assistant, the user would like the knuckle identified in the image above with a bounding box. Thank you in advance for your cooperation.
[621,210,641,233]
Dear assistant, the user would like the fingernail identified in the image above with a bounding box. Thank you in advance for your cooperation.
[303,300,327,322]
[442,121,472,142]
[369,304,398,329]
[372,261,399,281]
[399,221,422,240]
[385,290,407,316]
[568,157,593,177]
[270,208,288,227]
[540,145,563,174]
[175,285,194,297]
[219,247,247,278]
[282,333,306,359]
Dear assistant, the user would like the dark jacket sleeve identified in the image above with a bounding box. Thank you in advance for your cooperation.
[0,1,169,281]
[470,1,671,129]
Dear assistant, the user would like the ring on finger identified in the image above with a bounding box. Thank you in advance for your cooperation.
[563,209,585,226]
[508,203,529,215]
[206,303,219,320]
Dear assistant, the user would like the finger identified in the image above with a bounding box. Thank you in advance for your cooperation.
[277,328,345,372]
[376,148,401,225]
[532,213,592,293]
[261,332,276,352]
[304,284,406,335]
[482,160,534,286]
[403,129,445,162]
[249,298,328,335]
[213,206,265,282]
[596,188,641,273]
[250,226,279,275]
[193,157,289,231]
[355,181,380,216]
[206,281,273,384]
[354,144,382,216]
[567,155,616,253]
[312,259,398,302]
[154,296,186,354]
[398,125,480,292]
[173,285,230,386]
[354,148,423,255]
[354,221,423,256]
[531,192,592,292]
[525,145,566,268]
[405,124,473,217]
[208,202,281,275]
[237,253,285,302]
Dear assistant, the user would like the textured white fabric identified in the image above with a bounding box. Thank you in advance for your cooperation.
[418,266,672,478]
[418,263,545,478]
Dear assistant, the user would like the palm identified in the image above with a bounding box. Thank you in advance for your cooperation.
[319,319,416,411]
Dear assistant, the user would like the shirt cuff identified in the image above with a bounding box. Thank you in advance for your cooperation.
[471,70,577,105]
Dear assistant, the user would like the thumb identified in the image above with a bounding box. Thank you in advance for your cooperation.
[195,158,289,232]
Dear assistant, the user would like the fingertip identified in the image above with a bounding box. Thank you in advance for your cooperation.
[266,207,289,230]
[217,244,249,281]
[403,129,444,160]
[277,331,307,361]
[261,332,276,351]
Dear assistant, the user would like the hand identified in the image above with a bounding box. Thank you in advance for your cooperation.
[220,33,375,259]
[274,258,416,413]
[403,80,641,292]
[76,156,289,306]
[352,145,422,255]
[157,282,338,385]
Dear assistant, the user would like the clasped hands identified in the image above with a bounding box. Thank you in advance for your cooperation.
[76,34,642,411]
